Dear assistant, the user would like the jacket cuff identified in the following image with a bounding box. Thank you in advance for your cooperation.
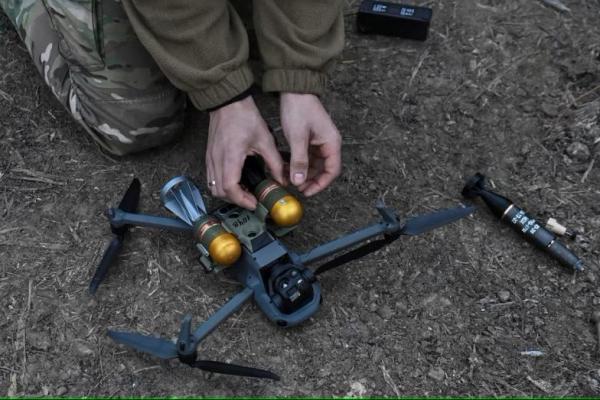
[262,69,327,95]
[187,64,254,110]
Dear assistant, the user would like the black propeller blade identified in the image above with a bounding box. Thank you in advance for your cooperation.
[190,360,280,380]
[400,205,475,236]
[315,233,399,276]
[315,205,475,275]
[89,178,141,294]
[108,330,280,380]
[108,330,178,359]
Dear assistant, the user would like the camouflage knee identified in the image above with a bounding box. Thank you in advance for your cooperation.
[70,82,187,156]
[1,0,187,156]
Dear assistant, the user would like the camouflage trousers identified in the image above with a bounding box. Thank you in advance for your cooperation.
[0,0,186,155]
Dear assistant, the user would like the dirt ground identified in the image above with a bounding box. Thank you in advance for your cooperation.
[1,0,600,396]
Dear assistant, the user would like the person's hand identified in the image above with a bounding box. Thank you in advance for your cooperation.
[206,96,285,209]
[280,93,342,197]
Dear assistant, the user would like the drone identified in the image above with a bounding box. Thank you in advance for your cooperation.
[90,156,475,380]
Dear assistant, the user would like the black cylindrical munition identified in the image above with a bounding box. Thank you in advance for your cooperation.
[462,173,583,271]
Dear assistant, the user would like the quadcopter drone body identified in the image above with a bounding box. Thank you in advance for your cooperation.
[93,159,474,380]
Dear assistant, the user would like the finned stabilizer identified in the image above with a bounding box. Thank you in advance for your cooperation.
[160,176,206,225]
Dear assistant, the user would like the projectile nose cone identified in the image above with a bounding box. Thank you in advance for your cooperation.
[270,195,304,227]
[208,233,242,266]
[462,173,487,199]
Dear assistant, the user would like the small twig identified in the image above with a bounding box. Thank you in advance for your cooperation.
[228,303,249,330]
[527,375,553,393]
[9,168,65,185]
[381,365,401,396]
[0,227,21,235]
[581,158,596,183]
[7,175,65,185]
[0,242,69,251]
[26,280,32,313]
[133,365,161,374]
[0,366,17,373]
[490,301,515,308]
[0,88,13,102]
[476,52,541,99]
[538,0,571,12]
[153,260,199,295]
[403,49,430,98]
[573,84,600,103]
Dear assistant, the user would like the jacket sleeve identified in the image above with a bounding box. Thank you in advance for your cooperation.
[253,0,345,95]
[121,0,253,110]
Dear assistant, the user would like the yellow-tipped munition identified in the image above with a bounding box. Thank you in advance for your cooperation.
[208,232,242,266]
[242,156,304,227]
[269,194,304,227]
[196,218,242,266]
[160,176,242,267]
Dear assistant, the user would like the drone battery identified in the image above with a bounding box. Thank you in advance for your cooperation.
[357,1,432,41]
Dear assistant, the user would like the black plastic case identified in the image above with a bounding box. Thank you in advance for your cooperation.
[357,0,432,41]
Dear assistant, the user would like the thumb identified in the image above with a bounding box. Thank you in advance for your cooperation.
[289,135,310,186]
[256,142,286,186]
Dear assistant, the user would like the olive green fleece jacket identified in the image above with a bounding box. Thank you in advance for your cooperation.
[121,0,345,111]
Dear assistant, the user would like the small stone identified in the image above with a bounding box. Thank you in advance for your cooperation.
[566,142,591,162]
[347,381,367,397]
[588,378,600,393]
[519,142,533,156]
[74,342,94,357]
[428,366,445,381]
[583,125,600,141]
[421,327,434,339]
[377,305,394,320]
[56,386,68,396]
[540,102,559,117]
[355,322,370,337]
[422,293,452,309]
[29,331,52,351]
[498,290,511,302]
[395,301,408,314]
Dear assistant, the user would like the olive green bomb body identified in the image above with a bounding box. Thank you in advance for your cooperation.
[242,156,304,227]
[254,179,303,227]
[160,176,242,268]
[194,214,241,267]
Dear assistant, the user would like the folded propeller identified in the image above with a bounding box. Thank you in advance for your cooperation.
[314,205,475,275]
[89,178,141,294]
[108,315,280,380]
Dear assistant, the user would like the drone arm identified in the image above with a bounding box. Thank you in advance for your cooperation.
[192,287,254,344]
[108,208,192,232]
[298,220,398,266]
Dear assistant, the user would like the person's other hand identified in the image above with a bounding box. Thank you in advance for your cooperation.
[206,96,285,209]
[280,93,342,197]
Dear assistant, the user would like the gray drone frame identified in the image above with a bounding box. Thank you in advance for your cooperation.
[108,201,402,339]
